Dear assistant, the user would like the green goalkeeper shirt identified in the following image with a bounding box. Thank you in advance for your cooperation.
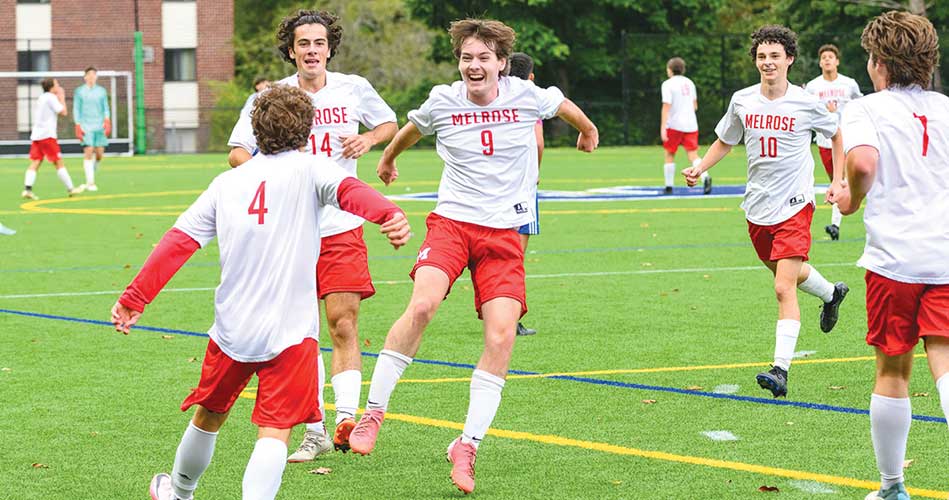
[73,84,110,132]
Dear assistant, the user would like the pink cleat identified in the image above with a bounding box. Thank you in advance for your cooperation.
[349,408,385,455]
[148,473,175,500]
[446,438,477,494]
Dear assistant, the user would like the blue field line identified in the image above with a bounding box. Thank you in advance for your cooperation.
[4,306,943,424]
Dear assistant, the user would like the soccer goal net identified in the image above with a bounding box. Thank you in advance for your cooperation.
[0,70,134,157]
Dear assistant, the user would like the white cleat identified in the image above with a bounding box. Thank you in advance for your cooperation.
[149,473,176,500]
[287,429,333,462]
[84,184,98,192]
[21,190,39,201]
[67,186,85,197]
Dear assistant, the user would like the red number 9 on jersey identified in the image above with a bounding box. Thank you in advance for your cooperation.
[481,130,494,156]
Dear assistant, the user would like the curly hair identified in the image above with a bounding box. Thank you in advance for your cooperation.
[449,18,516,68]
[251,85,314,155]
[861,11,939,88]
[749,25,798,59]
[276,9,343,65]
[667,57,686,75]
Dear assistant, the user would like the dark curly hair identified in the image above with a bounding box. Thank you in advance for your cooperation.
[251,85,315,155]
[861,11,939,88]
[276,9,343,65]
[749,25,798,59]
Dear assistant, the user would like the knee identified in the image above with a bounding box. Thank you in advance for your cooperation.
[192,406,228,432]
[774,282,797,302]
[484,327,515,354]
[408,298,439,326]
[328,313,358,343]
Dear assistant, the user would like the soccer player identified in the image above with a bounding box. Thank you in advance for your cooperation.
[239,77,271,115]
[682,25,849,398]
[804,45,862,241]
[226,9,399,461]
[833,12,949,500]
[348,19,598,494]
[21,78,83,200]
[507,51,543,337]
[661,57,710,195]
[111,85,410,500]
[73,67,111,192]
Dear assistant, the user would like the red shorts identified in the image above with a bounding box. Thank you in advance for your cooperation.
[747,203,814,262]
[317,226,375,299]
[29,138,61,162]
[818,147,834,180]
[181,338,322,428]
[865,271,949,356]
[663,129,699,154]
[411,213,527,318]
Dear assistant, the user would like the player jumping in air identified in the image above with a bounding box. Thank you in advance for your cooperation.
[683,25,849,398]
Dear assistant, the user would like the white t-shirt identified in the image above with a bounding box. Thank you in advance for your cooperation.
[408,76,564,228]
[805,74,862,148]
[661,75,698,133]
[842,86,949,284]
[30,92,64,141]
[715,83,838,225]
[174,150,350,362]
[228,72,396,237]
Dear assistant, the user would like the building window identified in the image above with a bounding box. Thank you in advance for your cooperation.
[164,49,196,82]
[17,50,50,72]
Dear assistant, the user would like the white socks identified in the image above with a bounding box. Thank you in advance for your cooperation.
[663,163,675,187]
[242,437,287,500]
[56,168,75,190]
[937,373,949,431]
[772,319,801,371]
[332,369,361,423]
[305,351,327,434]
[870,394,911,488]
[831,203,842,227]
[24,169,37,189]
[461,370,506,448]
[83,159,95,185]
[798,265,835,303]
[171,422,218,500]
[365,349,412,411]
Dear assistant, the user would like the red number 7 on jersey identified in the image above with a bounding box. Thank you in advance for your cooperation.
[913,113,929,157]
[248,181,268,224]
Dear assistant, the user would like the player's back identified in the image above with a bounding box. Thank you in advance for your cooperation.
[661,75,698,132]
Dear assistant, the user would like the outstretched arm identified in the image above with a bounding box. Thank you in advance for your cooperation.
[556,99,598,152]
[836,145,878,215]
[682,139,732,186]
[824,130,847,204]
[341,121,398,160]
[111,228,201,333]
[377,123,423,186]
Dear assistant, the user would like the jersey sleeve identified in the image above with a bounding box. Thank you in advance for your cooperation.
[100,89,111,119]
[811,99,838,140]
[72,88,82,121]
[851,80,864,99]
[841,100,879,154]
[714,95,743,145]
[534,84,566,120]
[227,107,258,153]
[311,158,352,209]
[660,81,672,104]
[173,178,219,247]
[407,90,438,136]
[49,94,64,115]
[355,78,397,129]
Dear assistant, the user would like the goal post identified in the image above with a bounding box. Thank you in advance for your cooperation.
[0,70,134,157]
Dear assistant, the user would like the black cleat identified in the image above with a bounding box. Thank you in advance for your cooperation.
[703,174,713,195]
[756,366,788,398]
[824,224,840,241]
[516,322,536,336]
[663,186,673,195]
[820,282,849,333]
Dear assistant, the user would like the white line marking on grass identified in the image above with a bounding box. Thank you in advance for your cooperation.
[794,350,818,359]
[0,262,858,300]
[788,480,837,494]
[701,430,739,442]
[713,384,740,394]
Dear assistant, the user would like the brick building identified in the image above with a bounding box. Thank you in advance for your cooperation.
[1,0,233,153]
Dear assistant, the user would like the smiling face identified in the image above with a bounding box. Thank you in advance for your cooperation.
[458,37,507,106]
[756,42,794,86]
[289,23,330,83]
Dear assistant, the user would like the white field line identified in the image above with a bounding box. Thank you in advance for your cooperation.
[0,262,858,300]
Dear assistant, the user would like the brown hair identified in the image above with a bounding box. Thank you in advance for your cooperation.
[861,10,939,88]
[749,25,798,59]
[41,78,55,92]
[449,18,516,73]
[817,44,839,59]
[667,57,686,75]
[276,9,343,65]
[84,66,97,75]
[251,85,314,155]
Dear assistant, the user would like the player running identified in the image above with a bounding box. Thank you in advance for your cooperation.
[21,78,83,200]
[112,85,410,500]
[347,18,598,494]
[804,44,862,241]
[661,57,710,194]
[833,11,949,500]
[683,25,849,398]
[227,9,398,461]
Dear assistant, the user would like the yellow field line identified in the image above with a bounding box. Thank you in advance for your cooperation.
[234,395,946,498]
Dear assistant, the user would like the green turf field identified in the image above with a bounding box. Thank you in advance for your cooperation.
[1,147,946,499]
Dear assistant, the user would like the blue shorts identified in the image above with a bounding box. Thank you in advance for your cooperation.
[517,193,540,235]
[80,130,109,148]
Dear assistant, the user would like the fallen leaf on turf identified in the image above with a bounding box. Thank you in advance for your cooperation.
[363,339,371,347]
[1,367,10,372]
[135,233,143,239]
[527,258,540,263]
[611,480,623,486]
[123,264,131,269]
[187,357,197,363]
[912,392,929,397]
[829,385,846,390]
[161,335,173,340]
[642,262,653,267]
[90,432,98,437]
[639,223,649,228]
[685,385,703,391]
[31,463,48,469]
[786,421,794,426]
[308,467,332,475]
[758,485,779,492]
[903,459,914,469]
[703,274,710,279]
[641,399,657,404]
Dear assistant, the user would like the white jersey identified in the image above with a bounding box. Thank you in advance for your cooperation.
[408,77,564,228]
[173,150,350,362]
[30,92,63,141]
[661,75,698,132]
[805,74,862,148]
[842,86,949,284]
[228,72,396,237]
[715,83,838,225]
